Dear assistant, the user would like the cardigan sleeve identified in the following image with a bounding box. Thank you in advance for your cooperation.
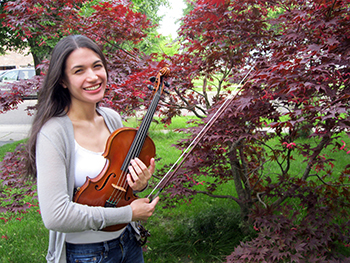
[36,118,133,233]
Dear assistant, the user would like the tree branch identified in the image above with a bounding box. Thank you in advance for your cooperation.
[257,192,267,208]
[309,173,350,187]
[302,135,331,180]
[195,190,241,203]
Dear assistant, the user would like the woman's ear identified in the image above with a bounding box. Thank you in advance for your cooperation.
[61,81,68,89]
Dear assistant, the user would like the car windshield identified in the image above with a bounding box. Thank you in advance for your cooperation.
[18,69,35,79]
[0,69,35,82]
[1,70,18,81]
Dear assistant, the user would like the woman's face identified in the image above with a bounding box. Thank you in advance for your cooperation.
[63,47,107,107]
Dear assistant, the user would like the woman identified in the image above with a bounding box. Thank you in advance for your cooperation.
[26,35,159,263]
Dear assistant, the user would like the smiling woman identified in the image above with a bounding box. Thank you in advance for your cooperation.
[24,35,159,263]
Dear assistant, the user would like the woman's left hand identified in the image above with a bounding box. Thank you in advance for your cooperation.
[127,157,155,191]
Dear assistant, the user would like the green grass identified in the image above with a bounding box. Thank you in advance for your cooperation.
[1,115,350,262]
[142,195,246,263]
[131,122,247,262]
[0,139,26,160]
[0,206,48,263]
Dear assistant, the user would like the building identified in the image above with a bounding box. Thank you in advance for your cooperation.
[0,48,34,70]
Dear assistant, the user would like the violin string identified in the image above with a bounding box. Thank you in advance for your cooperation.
[115,171,131,205]
[133,92,160,159]
[115,171,127,204]
[121,90,161,171]
[107,87,162,206]
[109,172,125,205]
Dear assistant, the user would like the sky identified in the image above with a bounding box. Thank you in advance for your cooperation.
[157,0,186,38]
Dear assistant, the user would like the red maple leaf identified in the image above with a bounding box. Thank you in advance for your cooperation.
[211,0,226,4]
[201,0,226,6]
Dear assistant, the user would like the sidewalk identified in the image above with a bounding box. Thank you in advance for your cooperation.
[0,100,35,147]
[0,124,32,146]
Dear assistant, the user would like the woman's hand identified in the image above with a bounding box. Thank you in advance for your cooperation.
[130,197,159,221]
[127,157,155,192]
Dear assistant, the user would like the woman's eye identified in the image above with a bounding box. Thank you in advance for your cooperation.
[94,64,103,68]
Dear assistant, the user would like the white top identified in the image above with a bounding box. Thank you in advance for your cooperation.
[65,141,125,244]
[73,140,106,188]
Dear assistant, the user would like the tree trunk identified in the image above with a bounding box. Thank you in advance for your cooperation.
[228,140,253,234]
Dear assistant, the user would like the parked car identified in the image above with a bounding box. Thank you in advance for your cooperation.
[0,70,8,78]
[0,68,35,84]
[0,68,37,98]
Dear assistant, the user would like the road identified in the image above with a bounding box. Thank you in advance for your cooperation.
[0,100,36,146]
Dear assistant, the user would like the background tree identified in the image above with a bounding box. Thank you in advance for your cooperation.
[1,0,168,66]
[0,0,169,114]
[150,0,266,120]
[0,0,25,54]
[155,0,350,261]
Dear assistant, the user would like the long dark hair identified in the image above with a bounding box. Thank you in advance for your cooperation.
[25,35,108,179]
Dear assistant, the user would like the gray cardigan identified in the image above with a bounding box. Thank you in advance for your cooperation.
[36,107,136,263]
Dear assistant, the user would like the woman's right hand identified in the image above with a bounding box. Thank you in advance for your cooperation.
[130,197,159,221]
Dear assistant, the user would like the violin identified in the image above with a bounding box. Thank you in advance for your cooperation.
[73,67,170,232]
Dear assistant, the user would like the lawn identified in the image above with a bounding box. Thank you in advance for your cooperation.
[1,115,350,262]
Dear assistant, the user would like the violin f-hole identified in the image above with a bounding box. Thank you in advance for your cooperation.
[95,173,116,191]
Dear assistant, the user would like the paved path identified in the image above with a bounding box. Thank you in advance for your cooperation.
[0,100,35,146]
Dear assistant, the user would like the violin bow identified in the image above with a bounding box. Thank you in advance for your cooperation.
[148,65,255,200]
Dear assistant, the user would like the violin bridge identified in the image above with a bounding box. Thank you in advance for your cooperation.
[112,184,126,192]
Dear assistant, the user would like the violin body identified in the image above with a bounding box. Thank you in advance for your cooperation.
[73,127,156,232]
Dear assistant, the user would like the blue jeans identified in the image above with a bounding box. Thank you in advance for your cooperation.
[66,224,144,263]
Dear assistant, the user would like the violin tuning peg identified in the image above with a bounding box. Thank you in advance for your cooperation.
[147,85,155,91]
[164,81,170,88]
[149,76,156,83]
[163,89,170,95]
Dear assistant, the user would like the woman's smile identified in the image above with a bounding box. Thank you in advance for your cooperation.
[84,84,102,92]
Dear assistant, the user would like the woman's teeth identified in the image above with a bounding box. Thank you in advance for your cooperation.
[85,85,100,91]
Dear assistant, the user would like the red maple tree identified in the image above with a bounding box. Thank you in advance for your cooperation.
[155,0,350,261]
[0,0,159,114]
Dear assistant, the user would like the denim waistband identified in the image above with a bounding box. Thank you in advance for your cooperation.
[66,224,133,252]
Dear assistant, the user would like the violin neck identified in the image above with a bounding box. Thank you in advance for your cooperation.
[121,91,161,172]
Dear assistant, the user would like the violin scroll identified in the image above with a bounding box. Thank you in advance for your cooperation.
[149,67,170,95]
[159,67,170,78]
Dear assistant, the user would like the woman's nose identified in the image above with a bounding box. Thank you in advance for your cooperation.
[87,69,98,82]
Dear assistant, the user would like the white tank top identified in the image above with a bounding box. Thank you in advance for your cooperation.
[73,140,106,188]
[65,141,125,244]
